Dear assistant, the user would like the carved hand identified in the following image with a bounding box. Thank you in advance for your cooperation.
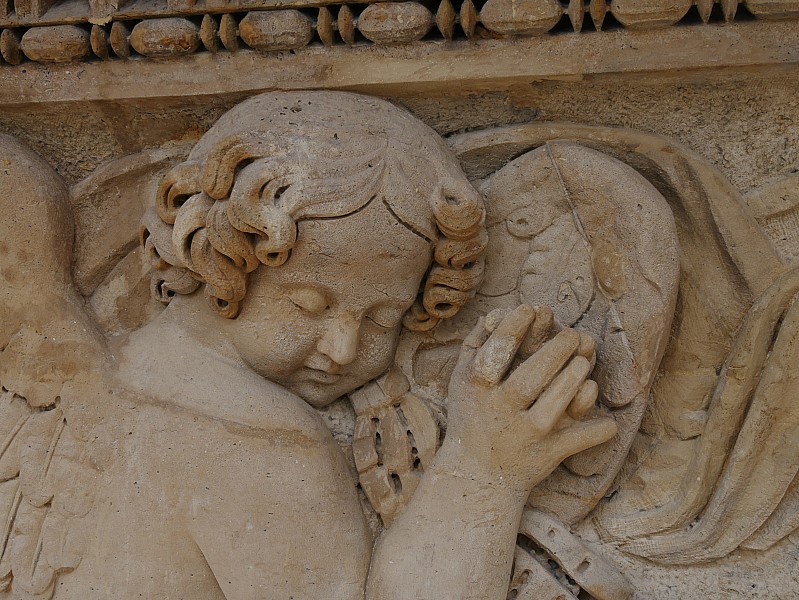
[442,304,618,496]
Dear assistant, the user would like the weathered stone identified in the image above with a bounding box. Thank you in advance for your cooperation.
[200,14,220,52]
[0,28,22,64]
[436,0,456,40]
[12,0,58,19]
[519,509,633,600]
[90,24,109,58]
[0,3,798,599]
[746,0,799,18]
[338,4,355,44]
[129,17,200,57]
[109,20,130,57]
[358,2,433,44]
[610,0,693,28]
[317,6,334,46]
[239,10,313,51]
[722,0,739,21]
[697,0,714,22]
[460,0,478,36]
[218,13,239,50]
[21,25,90,63]
[589,0,607,29]
[480,0,562,36]
[568,0,585,31]
[88,0,121,24]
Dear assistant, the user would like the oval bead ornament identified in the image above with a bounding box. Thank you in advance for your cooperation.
[358,2,433,45]
[610,0,692,28]
[200,15,221,52]
[338,5,356,45]
[129,18,200,57]
[239,10,314,51]
[480,0,563,36]
[21,25,90,63]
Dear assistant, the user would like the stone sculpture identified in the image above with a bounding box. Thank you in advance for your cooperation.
[0,92,618,599]
[0,90,796,599]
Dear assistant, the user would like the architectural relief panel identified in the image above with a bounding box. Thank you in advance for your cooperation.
[0,90,797,598]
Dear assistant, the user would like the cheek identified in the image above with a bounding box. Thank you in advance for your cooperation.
[235,306,320,376]
[355,327,401,376]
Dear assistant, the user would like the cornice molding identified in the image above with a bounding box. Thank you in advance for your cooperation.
[0,19,797,105]
[0,0,797,68]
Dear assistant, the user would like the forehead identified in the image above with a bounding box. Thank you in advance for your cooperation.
[270,199,433,303]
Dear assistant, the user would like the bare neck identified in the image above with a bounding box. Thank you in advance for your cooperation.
[114,293,320,433]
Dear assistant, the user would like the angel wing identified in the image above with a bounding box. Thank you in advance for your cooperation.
[605,174,799,564]
[475,141,680,522]
[0,135,109,599]
[448,123,796,566]
[383,123,797,597]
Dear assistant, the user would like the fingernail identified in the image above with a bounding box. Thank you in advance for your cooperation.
[578,332,596,357]
[571,355,592,377]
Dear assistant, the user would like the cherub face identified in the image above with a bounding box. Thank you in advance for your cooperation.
[227,198,432,407]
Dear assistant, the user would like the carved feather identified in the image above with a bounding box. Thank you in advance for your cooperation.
[0,135,106,598]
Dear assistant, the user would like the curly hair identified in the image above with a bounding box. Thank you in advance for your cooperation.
[140,92,487,330]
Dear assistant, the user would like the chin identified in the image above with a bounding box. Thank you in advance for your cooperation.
[287,379,354,409]
[284,365,389,409]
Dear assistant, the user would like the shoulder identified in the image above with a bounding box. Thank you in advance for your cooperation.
[113,324,328,437]
[152,393,371,600]
[109,347,356,512]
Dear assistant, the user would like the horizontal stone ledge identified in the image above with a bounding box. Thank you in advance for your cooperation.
[0,19,797,106]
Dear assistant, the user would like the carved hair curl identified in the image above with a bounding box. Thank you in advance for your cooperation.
[141,92,486,329]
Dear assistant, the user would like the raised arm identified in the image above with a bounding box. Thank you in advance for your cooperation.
[366,304,617,600]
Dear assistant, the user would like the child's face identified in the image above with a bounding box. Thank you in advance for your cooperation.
[228,198,432,407]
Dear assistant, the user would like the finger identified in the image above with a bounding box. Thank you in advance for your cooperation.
[503,329,580,410]
[527,355,591,432]
[455,316,490,372]
[470,304,537,386]
[484,308,509,333]
[577,331,596,366]
[551,417,618,461]
[567,379,598,420]
[519,306,554,358]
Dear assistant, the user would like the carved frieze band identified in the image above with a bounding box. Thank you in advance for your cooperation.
[0,0,797,66]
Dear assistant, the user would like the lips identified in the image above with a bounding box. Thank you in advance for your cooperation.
[301,367,343,384]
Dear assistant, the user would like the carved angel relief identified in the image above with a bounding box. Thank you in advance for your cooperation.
[0,93,797,600]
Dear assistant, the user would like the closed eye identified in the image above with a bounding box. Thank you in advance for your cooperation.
[365,307,404,329]
[287,287,330,315]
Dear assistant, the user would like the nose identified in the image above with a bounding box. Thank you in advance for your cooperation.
[316,313,360,367]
